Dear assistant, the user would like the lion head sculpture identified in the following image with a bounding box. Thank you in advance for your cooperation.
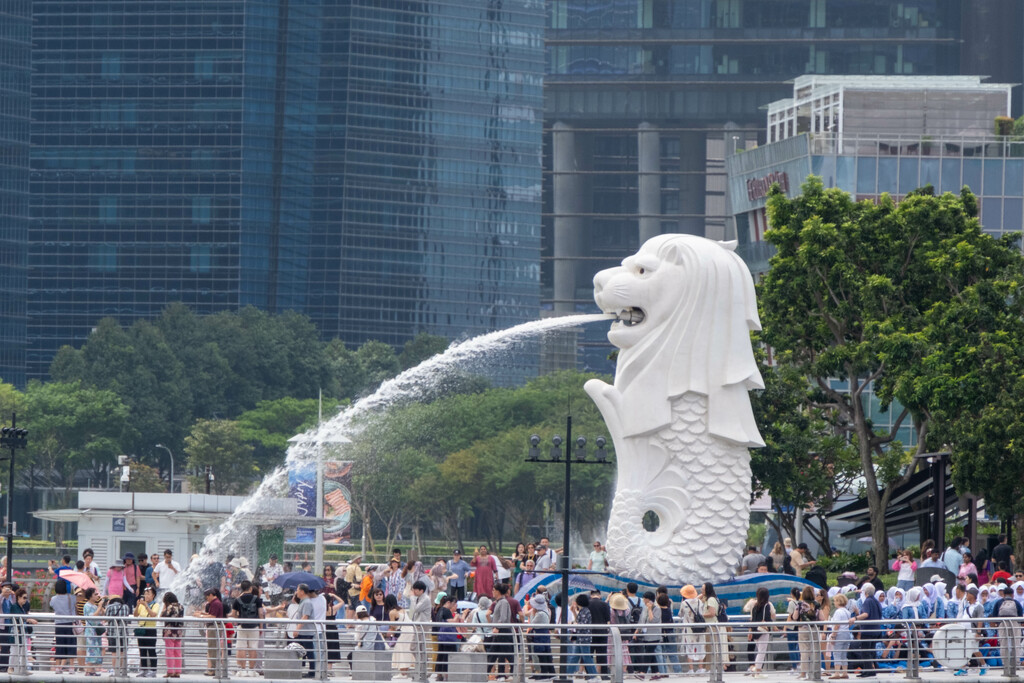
[591,234,765,446]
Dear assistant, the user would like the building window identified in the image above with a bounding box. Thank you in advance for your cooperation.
[192,196,212,224]
[99,197,117,223]
[89,245,117,272]
[190,245,212,273]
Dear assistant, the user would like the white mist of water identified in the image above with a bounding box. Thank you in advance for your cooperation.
[171,313,612,602]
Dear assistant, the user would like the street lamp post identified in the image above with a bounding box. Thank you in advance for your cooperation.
[154,444,175,493]
[526,416,611,630]
[0,414,29,584]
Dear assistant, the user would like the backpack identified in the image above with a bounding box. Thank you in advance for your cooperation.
[684,600,705,624]
[627,596,643,625]
[717,598,729,623]
[998,599,1018,618]
[797,602,816,622]
[236,594,260,620]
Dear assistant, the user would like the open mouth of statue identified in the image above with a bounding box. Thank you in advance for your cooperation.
[613,307,646,327]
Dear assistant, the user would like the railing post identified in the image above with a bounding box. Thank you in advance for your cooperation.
[115,617,129,678]
[511,624,526,683]
[216,620,229,679]
[316,620,328,681]
[1000,620,1018,679]
[606,626,622,683]
[9,616,28,676]
[707,623,723,683]
[904,620,920,682]
[411,622,429,683]
[807,624,822,683]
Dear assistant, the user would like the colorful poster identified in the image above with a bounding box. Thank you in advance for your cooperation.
[287,460,353,544]
[322,461,353,544]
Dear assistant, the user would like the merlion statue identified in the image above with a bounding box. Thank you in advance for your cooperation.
[584,234,765,585]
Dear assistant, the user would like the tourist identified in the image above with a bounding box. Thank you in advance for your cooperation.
[403,560,430,607]
[526,594,554,679]
[381,559,404,602]
[959,553,979,584]
[829,594,853,679]
[738,546,766,575]
[892,551,917,590]
[352,604,382,651]
[196,589,224,676]
[138,554,153,591]
[496,557,513,585]
[445,550,470,601]
[152,550,181,594]
[788,586,817,679]
[81,589,104,676]
[516,560,538,593]
[6,588,36,672]
[358,565,376,610]
[769,542,786,573]
[790,543,816,576]
[289,584,317,678]
[992,535,1014,572]
[429,559,448,600]
[700,583,726,673]
[674,585,702,674]
[133,586,160,677]
[433,595,459,681]
[407,580,431,623]
[104,594,131,675]
[747,586,776,677]
[81,549,101,582]
[489,584,516,679]
[49,555,74,592]
[49,579,77,674]
[587,541,608,572]
[365,587,384,625]
[920,548,945,570]
[589,589,613,676]
[632,591,661,677]
[471,547,498,600]
[522,543,538,568]
[566,593,598,681]
[231,580,264,676]
[512,542,527,580]
[160,591,184,678]
[535,538,558,572]
[383,593,412,674]
[321,564,337,596]
[943,538,964,575]
[859,566,884,592]
[261,554,284,605]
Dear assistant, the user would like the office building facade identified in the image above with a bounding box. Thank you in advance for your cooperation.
[0,0,31,386]
[543,0,1023,324]
[725,75,1019,446]
[26,0,544,381]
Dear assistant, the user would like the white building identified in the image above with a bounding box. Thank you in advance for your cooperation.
[34,491,300,571]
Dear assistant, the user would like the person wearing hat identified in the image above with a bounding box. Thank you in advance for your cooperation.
[525,594,555,678]
[445,550,470,601]
[343,555,364,618]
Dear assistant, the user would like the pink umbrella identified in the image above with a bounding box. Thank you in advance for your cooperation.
[60,571,96,590]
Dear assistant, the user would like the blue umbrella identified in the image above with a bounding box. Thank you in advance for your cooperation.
[272,571,327,591]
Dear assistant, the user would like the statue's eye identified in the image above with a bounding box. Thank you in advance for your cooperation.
[638,267,645,275]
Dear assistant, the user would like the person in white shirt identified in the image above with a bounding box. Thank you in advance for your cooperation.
[588,542,607,571]
[152,549,181,592]
[535,537,558,572]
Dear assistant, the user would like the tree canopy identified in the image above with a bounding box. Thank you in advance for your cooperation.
[759,177,1024,564]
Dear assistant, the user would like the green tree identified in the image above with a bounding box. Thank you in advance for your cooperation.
[125,462,167,493]
[324,340,367,401]
[236,397,342,475]
[22,381,133,541]
[759,178,1010,566]
[184,419,256,495]
[355,341,401,392]
[398,333,450,370]
[749,350,859,551]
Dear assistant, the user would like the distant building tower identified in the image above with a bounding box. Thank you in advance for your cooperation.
[27,0,544,380]
[0,2,30,387]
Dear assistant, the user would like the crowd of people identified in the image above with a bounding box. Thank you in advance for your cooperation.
[0,533,1022,680]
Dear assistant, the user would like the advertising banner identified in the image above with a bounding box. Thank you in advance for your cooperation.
[288,460,353,544]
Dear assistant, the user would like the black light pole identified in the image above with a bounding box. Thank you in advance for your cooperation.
[527,419,611,627]
[0,413,29,584]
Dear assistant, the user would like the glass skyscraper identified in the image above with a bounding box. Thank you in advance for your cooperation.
[26,0,544,380]
[0,0,30,386]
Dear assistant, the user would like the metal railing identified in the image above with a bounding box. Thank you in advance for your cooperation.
[1,612,1021,681]
[808,131,1024,159]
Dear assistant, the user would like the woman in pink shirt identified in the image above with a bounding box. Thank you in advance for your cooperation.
[891,551,916,591]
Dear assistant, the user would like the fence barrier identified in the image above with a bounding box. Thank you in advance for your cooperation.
[1,612,1021,681]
